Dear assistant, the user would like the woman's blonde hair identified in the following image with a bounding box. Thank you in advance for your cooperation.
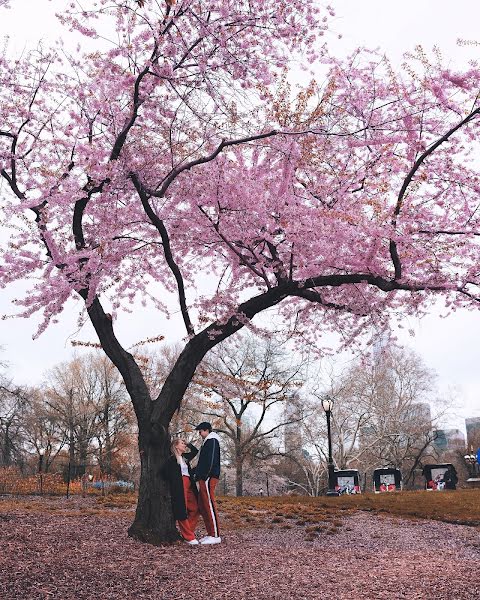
[171,438,184,465]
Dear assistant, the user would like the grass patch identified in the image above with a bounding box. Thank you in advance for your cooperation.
[216,490,480,530]
[0,493,137,517]
[1,490,478,531]
[96,493,137,509]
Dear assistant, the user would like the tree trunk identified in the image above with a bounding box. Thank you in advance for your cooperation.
[67,417,75,481]
[104,404,113,476]
[235,419,243,496]
[235,452,243,497]
[2,423,12,466]
[78,439,88,478]
[127,424,179,545]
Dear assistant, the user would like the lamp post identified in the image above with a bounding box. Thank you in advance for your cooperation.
[321,395,339,496]
[464,451,478,479]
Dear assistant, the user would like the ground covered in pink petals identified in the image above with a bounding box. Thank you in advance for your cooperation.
[1,497,479,600]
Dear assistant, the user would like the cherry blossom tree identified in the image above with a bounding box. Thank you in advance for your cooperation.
[1,0,480,543]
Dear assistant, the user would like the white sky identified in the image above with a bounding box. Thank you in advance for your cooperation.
[0,1,479,434]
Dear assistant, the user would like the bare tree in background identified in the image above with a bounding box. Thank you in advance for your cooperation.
[193,333,305,496]
[0,379,28,469]
[350,347,444,488]
[22,388,67,473]
[43,354,135,478]
[294,346,445,491]
[90,355,134,477]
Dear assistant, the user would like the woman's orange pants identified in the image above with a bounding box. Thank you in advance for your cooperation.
[177,475,200,542]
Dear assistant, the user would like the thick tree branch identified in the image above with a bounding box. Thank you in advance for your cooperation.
[389,106,480,281]
[396,107,480,216]
[109,62,151,161]
[151,269,456,427]
[81,294,152,424]
[389,239,402,281]
[418,229,480,236]
[291,288,368,315]
[130,173,194,336]
[265,240,288,284]
[139,130,278,199]
[72,178,110,251]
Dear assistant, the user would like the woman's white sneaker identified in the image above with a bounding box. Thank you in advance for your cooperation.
[185,539,199,545]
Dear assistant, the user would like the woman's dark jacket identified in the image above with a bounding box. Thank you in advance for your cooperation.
[160,443,198,521]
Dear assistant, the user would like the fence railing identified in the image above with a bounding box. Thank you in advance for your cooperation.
[0,467,135,496]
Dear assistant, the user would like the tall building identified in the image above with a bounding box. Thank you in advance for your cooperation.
[372,329,391,364]
[432,428,465,452]
[465,417,480,450]
[409,402,432,426]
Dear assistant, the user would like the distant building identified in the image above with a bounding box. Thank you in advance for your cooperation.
[283,394,303,457]
[409,402,432,426]
[432,428,465,452]
[372,329,391,364]
[465,417,480,450]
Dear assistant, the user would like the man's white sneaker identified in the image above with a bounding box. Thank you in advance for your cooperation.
[185,539,199,545]
[200,536,221,545]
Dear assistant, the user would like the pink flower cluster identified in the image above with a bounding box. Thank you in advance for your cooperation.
[1,1,480,350]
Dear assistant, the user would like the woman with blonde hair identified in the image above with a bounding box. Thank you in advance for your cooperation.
[161,438,200,545]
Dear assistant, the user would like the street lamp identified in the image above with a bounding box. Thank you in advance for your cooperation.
[38,449,44,495]
[321,395,339,496]
[464,452,478,479]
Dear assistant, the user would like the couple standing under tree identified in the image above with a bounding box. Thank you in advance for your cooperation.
[162,422,221,545]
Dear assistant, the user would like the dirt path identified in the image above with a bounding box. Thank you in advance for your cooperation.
[1,501,479,599]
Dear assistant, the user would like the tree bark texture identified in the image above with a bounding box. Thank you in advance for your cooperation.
[235,454,243,497]
[235,422,243,496]
[127,425,180,545]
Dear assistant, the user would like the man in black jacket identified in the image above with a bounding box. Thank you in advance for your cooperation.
[194,421,221,545]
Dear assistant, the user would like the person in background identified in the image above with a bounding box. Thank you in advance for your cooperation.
[442,466,458,490]
[161,438,200,545]
[194,421,221,545]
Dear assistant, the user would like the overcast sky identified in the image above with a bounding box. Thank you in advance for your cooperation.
[0,1,479,434]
